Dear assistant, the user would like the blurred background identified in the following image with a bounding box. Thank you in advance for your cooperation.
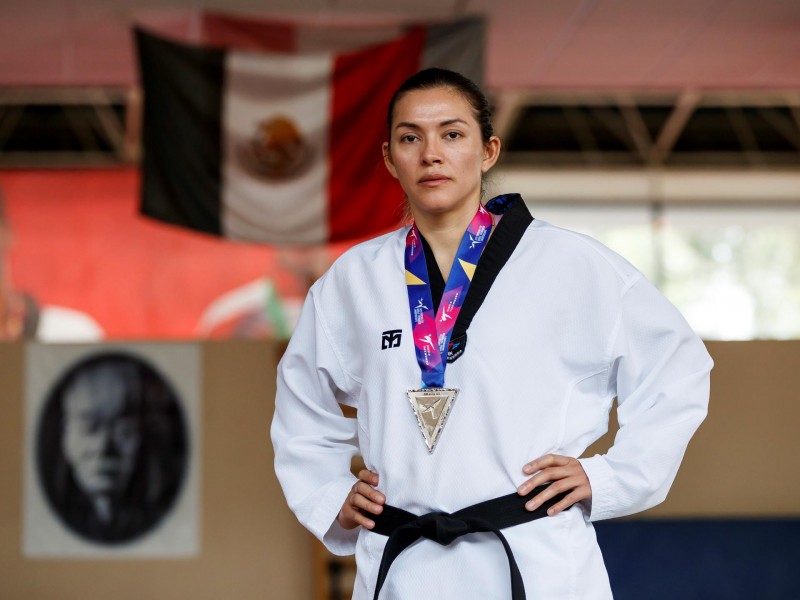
[0,1,798,599]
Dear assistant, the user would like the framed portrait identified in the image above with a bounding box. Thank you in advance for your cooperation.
[23,343,200,557]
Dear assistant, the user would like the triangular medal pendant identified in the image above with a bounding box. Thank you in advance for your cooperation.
[407,388,458,453]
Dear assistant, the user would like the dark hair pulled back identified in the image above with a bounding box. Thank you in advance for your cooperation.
[386,68,494,145]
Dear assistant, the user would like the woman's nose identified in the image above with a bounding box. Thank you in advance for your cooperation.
[421,139,443,164]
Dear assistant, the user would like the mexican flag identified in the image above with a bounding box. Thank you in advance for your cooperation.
[135,15,484,245]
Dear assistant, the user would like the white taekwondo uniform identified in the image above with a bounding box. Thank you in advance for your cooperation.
[271,197,712,599]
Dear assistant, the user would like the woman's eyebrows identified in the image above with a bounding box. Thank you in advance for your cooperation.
[395,118,468,130]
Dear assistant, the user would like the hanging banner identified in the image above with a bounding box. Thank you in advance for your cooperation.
[135,15,485,245]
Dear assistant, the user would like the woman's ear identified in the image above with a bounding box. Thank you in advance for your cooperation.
[382,141,398,179]
[481,136,502,173]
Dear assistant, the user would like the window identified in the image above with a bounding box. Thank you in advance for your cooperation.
[527,201,800,340]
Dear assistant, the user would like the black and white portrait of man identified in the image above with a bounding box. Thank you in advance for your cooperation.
[24,344,200,557]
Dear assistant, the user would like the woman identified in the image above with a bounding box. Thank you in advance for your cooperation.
[272,68,712,599]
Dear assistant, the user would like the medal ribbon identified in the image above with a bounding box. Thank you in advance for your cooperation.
[405,204,493,388]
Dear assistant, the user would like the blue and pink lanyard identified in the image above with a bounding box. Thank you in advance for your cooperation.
[404,204,493,388]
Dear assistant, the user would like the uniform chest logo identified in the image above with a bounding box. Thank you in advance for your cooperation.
[381,329,402,349]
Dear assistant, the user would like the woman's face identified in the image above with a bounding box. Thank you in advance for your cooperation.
[383,87,500,221]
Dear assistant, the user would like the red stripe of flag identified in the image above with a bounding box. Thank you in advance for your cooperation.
[201,12,297,51]
[328,28,426,242]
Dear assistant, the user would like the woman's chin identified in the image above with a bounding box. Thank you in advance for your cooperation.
[408,197,478,220]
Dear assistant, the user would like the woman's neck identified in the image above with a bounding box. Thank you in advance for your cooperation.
[414,203,480,281]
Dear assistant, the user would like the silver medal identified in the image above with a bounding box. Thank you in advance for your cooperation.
[407,387,458,453]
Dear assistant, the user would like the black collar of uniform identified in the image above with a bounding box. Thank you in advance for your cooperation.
[418,194,533,363]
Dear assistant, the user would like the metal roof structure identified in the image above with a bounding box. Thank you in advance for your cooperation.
[1,0,798,199]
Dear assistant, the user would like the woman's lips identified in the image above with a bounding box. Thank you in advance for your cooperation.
[418,175,450,187]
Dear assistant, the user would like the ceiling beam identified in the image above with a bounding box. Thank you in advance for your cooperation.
[494,167,800,204]
[0,107,25,149]
[617,97,656,164]
[725,106,762,165]
[491,90,524,142]
[653,90,701,163]
[757,107,800,151]
[562,106,600,164]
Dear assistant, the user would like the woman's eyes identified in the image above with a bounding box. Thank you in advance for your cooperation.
[398,131,463,143]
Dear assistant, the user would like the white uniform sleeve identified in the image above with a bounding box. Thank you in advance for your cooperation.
[579,275,713,521]
[271,288,361,555]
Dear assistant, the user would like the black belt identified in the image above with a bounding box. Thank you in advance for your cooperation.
[369,484,570,600]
